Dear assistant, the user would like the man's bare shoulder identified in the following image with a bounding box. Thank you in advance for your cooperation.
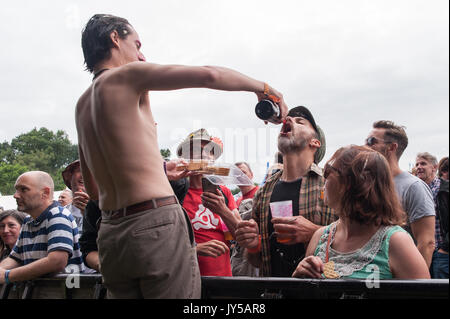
[74,64,135,110]
[77,62,153,94]
[105,62,155,81]
[75,84,93,115]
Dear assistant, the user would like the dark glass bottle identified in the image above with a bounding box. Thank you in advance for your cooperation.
[255,99,281,124]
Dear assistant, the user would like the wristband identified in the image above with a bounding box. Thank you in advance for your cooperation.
[263,83,270,96]
[247,235,262,254]
[263,83,281,104]
[4,269,11,285]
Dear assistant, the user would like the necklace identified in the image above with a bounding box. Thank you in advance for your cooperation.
[93,68,109,81]
[323,221,340,279]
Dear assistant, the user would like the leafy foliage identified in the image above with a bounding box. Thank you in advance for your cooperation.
[0,128,78,195]
[160,148,171,160]
[0,128,176,195]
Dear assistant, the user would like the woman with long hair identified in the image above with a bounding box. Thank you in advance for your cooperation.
[293,145,430,279]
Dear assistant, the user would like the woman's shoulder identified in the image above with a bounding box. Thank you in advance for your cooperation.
[386,226,413,251]
[307,224,331,256]
[385,225,408,240]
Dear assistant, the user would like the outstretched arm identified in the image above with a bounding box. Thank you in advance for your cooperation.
[116,62,288,122]
[124,62,264,92]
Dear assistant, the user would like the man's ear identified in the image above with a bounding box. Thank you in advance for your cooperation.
[432,164,438,175]
[388,142,398,154]
[310,138,321,150]
[41,186,51,200]
[110,30,120,48]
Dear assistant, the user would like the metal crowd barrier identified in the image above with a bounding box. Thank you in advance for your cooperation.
[0,274,448,299]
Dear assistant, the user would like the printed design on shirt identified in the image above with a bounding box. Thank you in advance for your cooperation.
[191,204,219,231]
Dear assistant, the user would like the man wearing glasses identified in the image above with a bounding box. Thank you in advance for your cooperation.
[366,120,436,268]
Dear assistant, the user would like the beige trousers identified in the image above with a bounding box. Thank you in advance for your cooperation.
[98,203,201,299]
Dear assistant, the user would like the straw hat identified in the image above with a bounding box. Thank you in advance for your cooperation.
[176,128,223,160]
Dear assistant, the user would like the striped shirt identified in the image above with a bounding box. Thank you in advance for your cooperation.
[252,163,338,276]
[10,201,85,274]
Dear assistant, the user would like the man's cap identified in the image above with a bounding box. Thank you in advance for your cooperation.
[287,106,318,132]
[287,106,326,164]
[62,160,80,190]
[177,128,223,159]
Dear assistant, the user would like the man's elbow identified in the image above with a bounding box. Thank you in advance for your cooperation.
[417,237,436,250]
[202,66,221,87]
[52,259,68,273]
[425,238,436,251]
[48,253,69,273]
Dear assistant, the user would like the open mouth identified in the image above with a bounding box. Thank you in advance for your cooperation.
[280,121,292,136]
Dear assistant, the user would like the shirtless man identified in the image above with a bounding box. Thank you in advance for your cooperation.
[76,14,287,299]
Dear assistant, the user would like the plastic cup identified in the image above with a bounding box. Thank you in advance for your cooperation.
[269,201,293,243]
[220,219,233,241]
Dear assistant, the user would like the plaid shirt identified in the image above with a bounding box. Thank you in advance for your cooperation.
[429,177,444,250]
[252,163,338,276]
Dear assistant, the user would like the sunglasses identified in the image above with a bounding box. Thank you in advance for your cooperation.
[365,136,391,147]
[323,163,341,179]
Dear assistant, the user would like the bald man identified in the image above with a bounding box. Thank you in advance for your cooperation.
[0,171,84,285]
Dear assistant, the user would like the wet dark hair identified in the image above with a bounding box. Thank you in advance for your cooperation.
[81,14,133,73]
[327,145,406,226]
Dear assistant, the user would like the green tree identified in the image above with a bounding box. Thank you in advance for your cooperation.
[0,127,78,194]
[160,148,171,160]
[0,162,30,195]
[0,142,15,163]
[10,128,78,169]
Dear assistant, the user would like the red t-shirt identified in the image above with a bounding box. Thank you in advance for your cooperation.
[183,185,237,276]
[236,186,259,208]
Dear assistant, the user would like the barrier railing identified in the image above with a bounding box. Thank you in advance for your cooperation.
[1,274,448,299]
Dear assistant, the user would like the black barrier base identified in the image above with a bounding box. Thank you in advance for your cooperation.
[1,274,448,301]
[201,276,449,299]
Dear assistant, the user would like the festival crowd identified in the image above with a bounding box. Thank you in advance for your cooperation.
[0,14,448,299]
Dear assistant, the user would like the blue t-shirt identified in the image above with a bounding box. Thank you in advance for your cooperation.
[10,201,85,274]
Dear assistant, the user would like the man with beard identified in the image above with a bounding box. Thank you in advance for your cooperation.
[365,121,435,268]
[235,106,337,277]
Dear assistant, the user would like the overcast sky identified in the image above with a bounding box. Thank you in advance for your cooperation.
[0,0,448,184]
